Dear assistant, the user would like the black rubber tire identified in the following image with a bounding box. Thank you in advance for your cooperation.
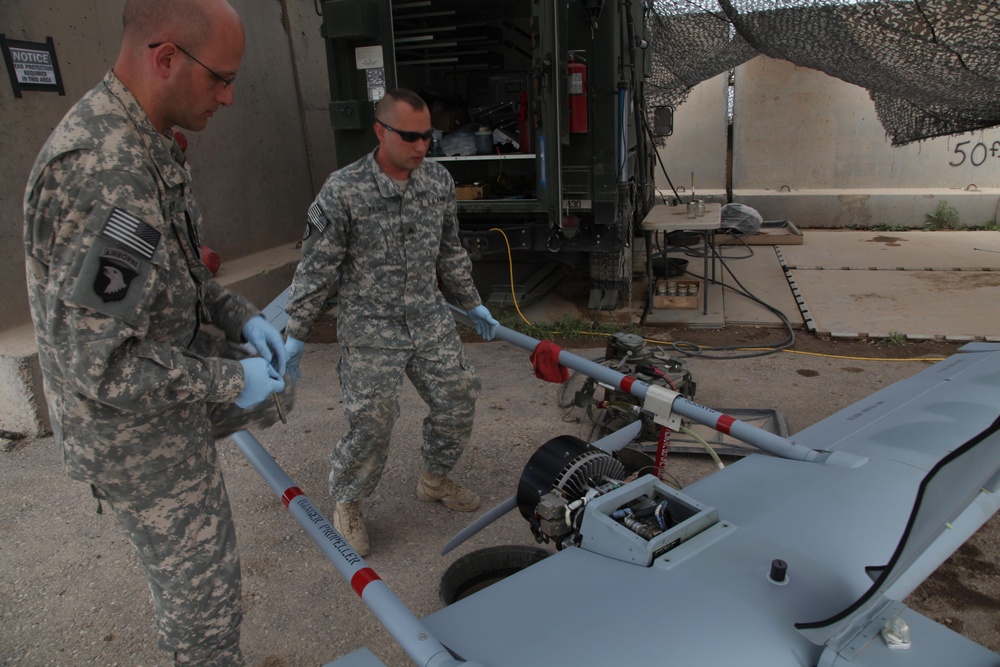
[440,545,551,606]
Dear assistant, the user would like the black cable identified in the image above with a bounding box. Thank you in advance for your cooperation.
[687,231,756,261]
[630,465,683,490]
[642,114,681,204]
[666,242,796,359]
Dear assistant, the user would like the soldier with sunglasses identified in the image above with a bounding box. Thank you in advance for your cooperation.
[283,88,499,557]
[23,1,292,664]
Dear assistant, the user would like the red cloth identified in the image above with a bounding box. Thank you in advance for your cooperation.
[530,340,569,383]
[200,245,221,275]
[173,129,188,152]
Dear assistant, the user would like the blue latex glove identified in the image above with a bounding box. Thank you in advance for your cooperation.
[466,304,499,341]
[242,316,287,376]
[236,358,285,409]
[285,336,305,382]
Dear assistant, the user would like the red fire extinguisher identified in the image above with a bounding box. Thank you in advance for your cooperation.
[568,53,588,134]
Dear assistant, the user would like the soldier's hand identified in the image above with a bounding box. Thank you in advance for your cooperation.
[285,336,305,383]
[242,316,288,376]
[236,358,285,408]
[466,304,499,341]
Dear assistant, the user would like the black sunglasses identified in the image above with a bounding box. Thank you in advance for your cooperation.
[148,42,236,88]
[376,118,434,143]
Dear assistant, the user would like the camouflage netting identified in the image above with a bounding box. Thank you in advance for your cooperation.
[645,1,1000,146]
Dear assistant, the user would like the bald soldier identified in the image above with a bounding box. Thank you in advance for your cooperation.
[23,1,290,664]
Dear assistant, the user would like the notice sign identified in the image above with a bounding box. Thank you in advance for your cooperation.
[1,35,65,97]
[13,47,56,84]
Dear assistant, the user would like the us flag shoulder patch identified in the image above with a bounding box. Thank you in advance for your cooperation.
[100,207,161,260]
[307,202,329,235]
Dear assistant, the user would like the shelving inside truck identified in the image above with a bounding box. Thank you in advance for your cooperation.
[390,0,537,203]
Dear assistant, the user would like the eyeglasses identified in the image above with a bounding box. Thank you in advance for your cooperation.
[148,42,236,88]
[376,118,434,143]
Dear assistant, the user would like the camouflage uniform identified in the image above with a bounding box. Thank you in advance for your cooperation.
[285,149,482,500]
[23,70,291,666]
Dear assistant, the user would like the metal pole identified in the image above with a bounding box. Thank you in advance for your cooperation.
[451,306,867,468]
[229,430,468,667]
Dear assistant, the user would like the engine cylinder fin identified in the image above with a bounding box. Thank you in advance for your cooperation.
[517,435,627,521]
[554,449,627,500]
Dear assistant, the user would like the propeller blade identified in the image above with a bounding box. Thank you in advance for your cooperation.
[590,419,642,453]
[441,495,517,556]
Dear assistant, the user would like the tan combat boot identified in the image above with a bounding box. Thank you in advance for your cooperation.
[332,500,369,556]
[417,470,481,512]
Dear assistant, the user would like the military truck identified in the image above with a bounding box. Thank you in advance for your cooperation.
[319,0,667,309]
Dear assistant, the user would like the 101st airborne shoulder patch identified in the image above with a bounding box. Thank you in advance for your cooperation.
[94,246,141,302]
[65,207,161,327]
[94,207,160,302]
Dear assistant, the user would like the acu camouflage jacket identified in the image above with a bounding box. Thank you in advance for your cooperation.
[23,70,257,485]
[285,149,482,349]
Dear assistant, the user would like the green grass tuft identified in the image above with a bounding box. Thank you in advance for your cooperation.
[878,331,907,348]
[924,201,961,230]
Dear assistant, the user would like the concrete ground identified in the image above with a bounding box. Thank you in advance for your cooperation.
[2,228,999,665]
[642,230,1000,341]
[2,332,998,666]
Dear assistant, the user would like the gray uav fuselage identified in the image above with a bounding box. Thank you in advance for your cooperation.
[415,343,1000,667]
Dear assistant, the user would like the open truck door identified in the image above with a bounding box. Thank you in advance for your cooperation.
[318,0,656,310]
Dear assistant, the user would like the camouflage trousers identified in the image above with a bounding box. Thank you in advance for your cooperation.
[91,328,296,666]
[330,331,481,501]
[93,441,243,666]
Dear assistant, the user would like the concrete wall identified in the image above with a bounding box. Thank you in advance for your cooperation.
[278,0,339,197]
[0,0,332,331]
[656,56,1000,228]
[731,56,1000,227]
[0,0,336,436]
[655,71,729,202]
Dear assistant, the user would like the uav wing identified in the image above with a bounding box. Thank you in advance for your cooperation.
[420,343,1000,666]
